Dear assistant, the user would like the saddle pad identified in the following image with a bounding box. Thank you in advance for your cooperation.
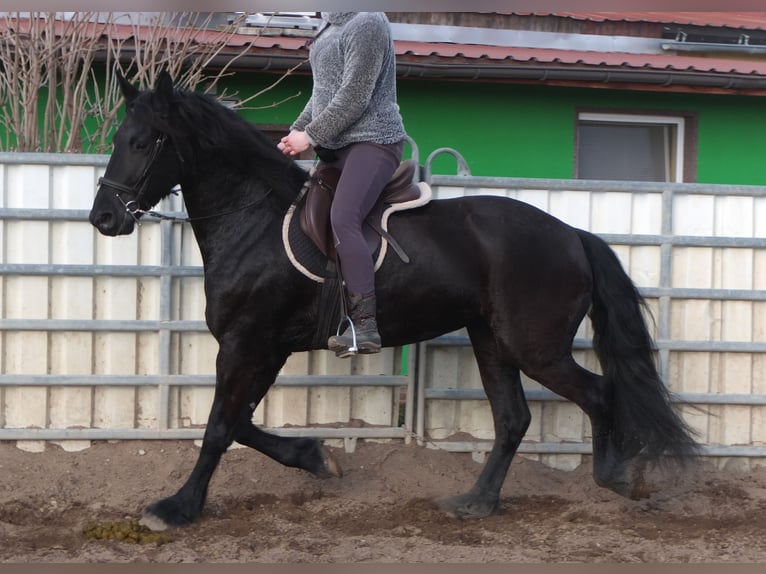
[282,197,384,283]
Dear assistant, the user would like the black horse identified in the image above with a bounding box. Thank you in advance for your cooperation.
[89,71,698,530]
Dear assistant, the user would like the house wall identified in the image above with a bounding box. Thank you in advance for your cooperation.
[4,63,764,185]
[226,73,766,185]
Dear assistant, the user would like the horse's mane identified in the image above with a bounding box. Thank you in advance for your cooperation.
[137,87,309,210]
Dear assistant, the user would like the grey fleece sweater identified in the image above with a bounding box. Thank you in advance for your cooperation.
[291,12,406,150]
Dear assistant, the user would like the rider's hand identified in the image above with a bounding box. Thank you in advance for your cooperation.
[278,130,312,156]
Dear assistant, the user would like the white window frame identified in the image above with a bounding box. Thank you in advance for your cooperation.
[578,112,686,183]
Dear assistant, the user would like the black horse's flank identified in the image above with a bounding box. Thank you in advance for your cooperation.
[89,71,699,530]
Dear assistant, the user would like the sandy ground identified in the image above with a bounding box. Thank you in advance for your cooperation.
[1,438,766,563]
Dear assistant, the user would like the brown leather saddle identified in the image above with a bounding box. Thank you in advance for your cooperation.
[299,158,431,265]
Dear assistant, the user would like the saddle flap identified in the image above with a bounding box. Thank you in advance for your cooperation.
[300,165,340,260]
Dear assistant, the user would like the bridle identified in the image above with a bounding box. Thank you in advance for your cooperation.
[97,133,169,224]
[97,131,273,225]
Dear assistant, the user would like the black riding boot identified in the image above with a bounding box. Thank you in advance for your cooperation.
[328,293,382,358]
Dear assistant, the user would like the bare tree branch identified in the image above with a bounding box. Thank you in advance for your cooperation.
[0,12,303,153]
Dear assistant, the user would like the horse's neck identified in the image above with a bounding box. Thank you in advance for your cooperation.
[178,153,306,254]
[183,177,269,234]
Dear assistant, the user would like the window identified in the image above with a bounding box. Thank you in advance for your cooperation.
[576,112,691,182]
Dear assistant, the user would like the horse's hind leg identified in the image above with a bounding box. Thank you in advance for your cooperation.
[436,322,530,518]
[523,356,647,499]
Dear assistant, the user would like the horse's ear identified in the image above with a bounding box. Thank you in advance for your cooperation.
[155,70,175,107]
[116,69,140,104]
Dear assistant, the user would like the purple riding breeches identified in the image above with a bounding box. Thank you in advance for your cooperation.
[323,140,404,296]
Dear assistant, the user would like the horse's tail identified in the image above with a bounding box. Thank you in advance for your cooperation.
[576,229,699,465]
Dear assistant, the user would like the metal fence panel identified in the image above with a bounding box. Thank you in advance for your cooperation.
[0,154,410,453]
[2,152,766,471]
[416,162,766,470]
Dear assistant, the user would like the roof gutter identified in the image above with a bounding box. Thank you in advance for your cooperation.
[395,60,766,90]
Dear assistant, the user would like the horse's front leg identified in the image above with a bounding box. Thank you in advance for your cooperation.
[233,414,342,479]
[140,341,284,531]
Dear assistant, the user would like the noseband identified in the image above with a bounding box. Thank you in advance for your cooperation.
[97,133,169,223]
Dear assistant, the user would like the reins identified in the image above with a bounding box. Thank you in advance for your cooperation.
[123,188,274,225]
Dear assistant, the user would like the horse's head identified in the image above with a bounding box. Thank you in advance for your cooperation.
[89,71,184,236]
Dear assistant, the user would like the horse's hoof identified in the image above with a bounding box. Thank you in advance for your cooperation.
[435,493,498,519]
[595,456,649,500]
[140,498,195,531]
[139,512,170,532]
[627,467,650,500]
[315,446,343,479]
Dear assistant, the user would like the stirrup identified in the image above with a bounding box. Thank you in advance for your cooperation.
[335,314,359,355]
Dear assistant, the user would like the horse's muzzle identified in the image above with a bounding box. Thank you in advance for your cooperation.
[89,206,135,236]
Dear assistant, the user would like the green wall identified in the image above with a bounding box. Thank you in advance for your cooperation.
[226,73,766,185]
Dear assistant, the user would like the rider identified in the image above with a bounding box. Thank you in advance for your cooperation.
[278,12,407,357]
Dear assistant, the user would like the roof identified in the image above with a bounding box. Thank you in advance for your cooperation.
[225,12,766,93]
[395,41,766,76]
[224,18,766,93]
[6,13,766,94]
